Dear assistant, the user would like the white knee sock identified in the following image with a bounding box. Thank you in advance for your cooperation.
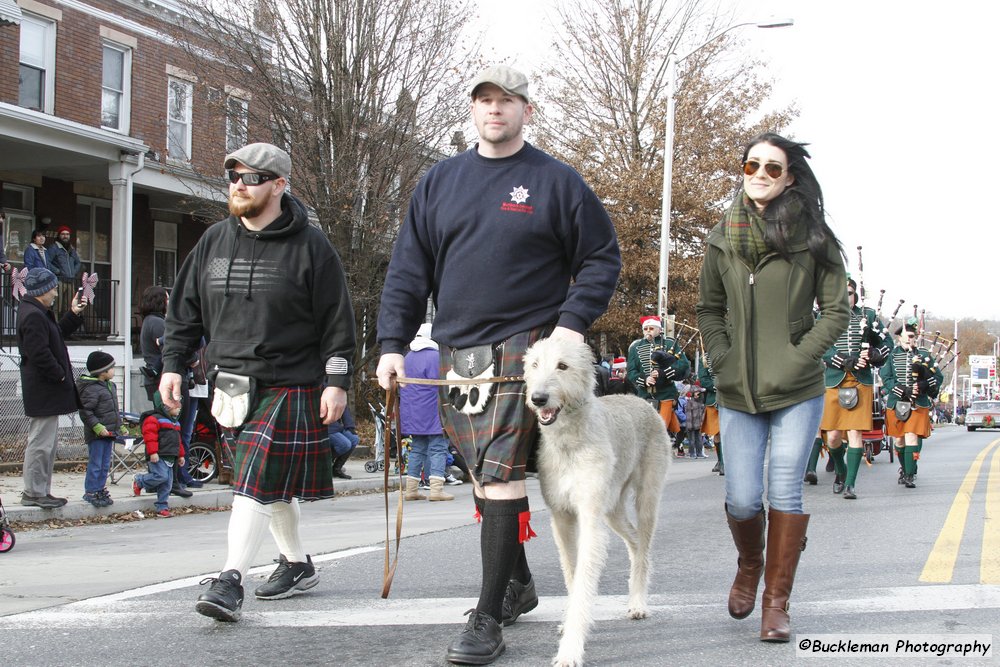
[269,499,306,563]
[222,495,273,578]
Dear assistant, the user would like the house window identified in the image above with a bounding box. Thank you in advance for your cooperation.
[226,96,249,152]
[153,221,177,288]
[19,14,56,113]
[102,43,131,132]
[167,78,193,162]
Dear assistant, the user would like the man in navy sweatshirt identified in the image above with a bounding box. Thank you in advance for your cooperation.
[377,65,621,665]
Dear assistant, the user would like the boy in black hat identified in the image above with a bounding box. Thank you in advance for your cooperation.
[77,351,122,507]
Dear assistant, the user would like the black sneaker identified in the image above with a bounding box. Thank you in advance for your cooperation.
[843,486,857,499]
[501,577,538,626]
[196,570,244,622]
[254,554,319,600]
[446,610,506,665]
[171,485,193,498]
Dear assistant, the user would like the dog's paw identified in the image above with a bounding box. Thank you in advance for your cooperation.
[552,654,583,667]
[626,606,649,620]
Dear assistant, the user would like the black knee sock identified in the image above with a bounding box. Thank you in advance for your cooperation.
[477,497,531,623]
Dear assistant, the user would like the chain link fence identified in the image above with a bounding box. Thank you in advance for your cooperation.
[0,351,112,464]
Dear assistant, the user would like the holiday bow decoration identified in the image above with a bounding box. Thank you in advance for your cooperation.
[80,272,99,304]
[11,267,28,301]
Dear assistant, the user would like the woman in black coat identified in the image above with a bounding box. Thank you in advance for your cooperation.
[17,268,86,507]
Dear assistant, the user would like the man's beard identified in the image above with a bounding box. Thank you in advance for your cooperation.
[228,192,266,218]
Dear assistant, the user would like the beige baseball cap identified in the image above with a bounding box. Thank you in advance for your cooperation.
[223,143,291,179]
[469,65,533,105]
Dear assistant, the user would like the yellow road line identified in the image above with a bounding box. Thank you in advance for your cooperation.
[919,438,1000,583]
[982,445,1000,584]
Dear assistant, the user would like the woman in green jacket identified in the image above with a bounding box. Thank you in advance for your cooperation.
[697,133,849,643]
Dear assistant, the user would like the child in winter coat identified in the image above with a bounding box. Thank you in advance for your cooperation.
[132,390,184,517]
[77,351,121,507]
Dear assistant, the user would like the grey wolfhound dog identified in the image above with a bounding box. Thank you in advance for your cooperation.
[523,337,671,667]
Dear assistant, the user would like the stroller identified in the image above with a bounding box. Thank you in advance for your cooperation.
[364,401,402,473]
[0,495,15,553]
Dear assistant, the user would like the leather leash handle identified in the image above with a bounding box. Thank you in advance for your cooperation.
[380,384,405,599]
[377,374,523,598]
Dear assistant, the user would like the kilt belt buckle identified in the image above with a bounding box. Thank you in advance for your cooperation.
[894,400,913,422]
[837,387,859,410]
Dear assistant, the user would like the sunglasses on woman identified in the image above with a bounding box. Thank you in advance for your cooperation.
[742,160,784,179]
[227,170,280,186]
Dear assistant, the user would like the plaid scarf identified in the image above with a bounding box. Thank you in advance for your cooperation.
[724,193,770,268]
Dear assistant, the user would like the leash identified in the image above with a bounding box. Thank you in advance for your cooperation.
[378,373,523,598]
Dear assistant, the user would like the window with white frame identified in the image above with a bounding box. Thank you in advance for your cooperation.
[101,43,131,132]
[19,14,56,113]
[226,96,249,152]
[152,221,177,288]
[167,78,193,162]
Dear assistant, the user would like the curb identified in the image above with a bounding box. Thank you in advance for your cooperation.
[5,476,400,524]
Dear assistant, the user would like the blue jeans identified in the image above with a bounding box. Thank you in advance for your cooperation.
[84,438,114,493]
[720,395,824,520]
[407,434,449,479]
[136,459,173,511]
[330,430,359,457]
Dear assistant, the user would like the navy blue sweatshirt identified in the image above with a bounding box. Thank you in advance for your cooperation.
[162,194,356,388]
[378,143,620,353]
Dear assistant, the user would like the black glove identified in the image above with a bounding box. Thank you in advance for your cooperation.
[660,367,677,381]
[866,348,885,367]
[842,355,859,371]
[892,385,912,400]
[915,380,929,395]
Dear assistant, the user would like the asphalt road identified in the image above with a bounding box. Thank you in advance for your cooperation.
[1,424,997,666]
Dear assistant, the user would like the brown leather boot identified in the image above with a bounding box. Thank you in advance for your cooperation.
[725,505,765,619]
[760,509,809,642]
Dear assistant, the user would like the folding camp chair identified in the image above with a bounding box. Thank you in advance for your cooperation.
[109,411,147,484]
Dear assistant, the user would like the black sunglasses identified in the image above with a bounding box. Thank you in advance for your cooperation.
[742,160,784,179]
[227,170,280,186]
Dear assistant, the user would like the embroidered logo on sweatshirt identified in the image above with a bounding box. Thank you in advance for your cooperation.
[501,185,534,214]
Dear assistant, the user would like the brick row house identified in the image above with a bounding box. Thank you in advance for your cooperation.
[0,0,271,414]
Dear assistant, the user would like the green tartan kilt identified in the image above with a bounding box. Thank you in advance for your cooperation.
[229,385,334,503]
[438,325,552,484]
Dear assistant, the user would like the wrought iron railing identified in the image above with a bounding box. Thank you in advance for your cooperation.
[0,272,120,350]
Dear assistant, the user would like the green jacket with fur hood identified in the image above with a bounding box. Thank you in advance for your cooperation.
[696,220,849,414]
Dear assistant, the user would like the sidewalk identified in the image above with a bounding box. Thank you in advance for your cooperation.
[0,455,400,524]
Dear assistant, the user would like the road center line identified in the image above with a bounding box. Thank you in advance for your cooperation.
[982,445,1000,584]
[919,438,1000,583]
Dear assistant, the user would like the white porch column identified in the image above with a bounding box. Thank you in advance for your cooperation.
[108,152,144,410]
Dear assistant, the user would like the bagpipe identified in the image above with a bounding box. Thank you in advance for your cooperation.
[649,320,700,388]
[854,247,889,363]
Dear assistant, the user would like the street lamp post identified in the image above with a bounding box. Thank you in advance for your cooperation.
[658,18,794,321]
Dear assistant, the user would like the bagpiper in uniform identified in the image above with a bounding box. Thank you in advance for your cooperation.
[627,316,690,436]
[818,278,891,499]
[698,356,723,475]
[879,318,943,488]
